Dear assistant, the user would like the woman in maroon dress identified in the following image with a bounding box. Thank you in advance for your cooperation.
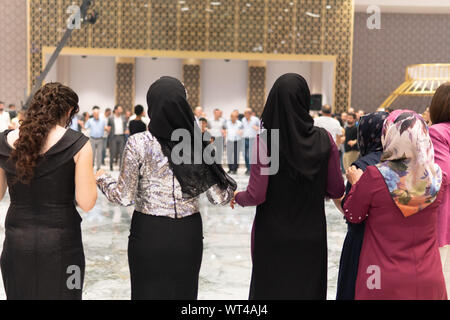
[344,110,447,300]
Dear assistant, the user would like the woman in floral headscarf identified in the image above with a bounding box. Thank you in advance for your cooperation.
[343,110,447,300]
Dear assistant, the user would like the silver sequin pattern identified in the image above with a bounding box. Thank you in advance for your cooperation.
[96,131,234,219]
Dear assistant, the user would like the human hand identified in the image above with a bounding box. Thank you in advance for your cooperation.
[346,166,363,185]
[230,191,240,209]
[95,169,107,180]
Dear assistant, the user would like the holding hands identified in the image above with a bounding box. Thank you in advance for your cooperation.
[95,169,106,180]
[230,191,240,209]
[346,166,363,185]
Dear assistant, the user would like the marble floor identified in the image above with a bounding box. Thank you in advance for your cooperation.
[0,169,348,300]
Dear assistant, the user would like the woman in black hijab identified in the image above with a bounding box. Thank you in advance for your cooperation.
[96,77,236,299]
[233,73,345,299]
[335,111,388,300]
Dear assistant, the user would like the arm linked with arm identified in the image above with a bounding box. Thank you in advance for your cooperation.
[342,169,374,224]
[326,132,345,199]
[235,136,269,207]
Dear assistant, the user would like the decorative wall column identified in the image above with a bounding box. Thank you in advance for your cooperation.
[56,56,71,87]
[115,57,135,111]
[248,61,267,116]
[182,59,201,109]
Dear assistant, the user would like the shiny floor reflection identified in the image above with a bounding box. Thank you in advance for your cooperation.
[0,170,347,300]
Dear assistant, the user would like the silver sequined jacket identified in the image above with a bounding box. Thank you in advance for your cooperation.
[96,131,234,219]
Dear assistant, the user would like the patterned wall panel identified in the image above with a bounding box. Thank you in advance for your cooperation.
[91,0,118,49]
[115,59,135,111]
[323,0,354,113]
[296,0,323,55]
[208,0,236,52]
[352,13,450,112]
[179,0,207,51]
[150,0,177,51]
[0,0,27,106]
[238,0,265,53]
[62,0,89,48]
[29,0,354,112]
[266,0,295,54]
[248,64,266,116]
[183,62,201,108]
[120,0,149,50]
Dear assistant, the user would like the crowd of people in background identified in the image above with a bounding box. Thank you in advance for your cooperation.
[0,97,437,178]
[60,102,262,176]
[311,104,432,174]
[0,101,26,132]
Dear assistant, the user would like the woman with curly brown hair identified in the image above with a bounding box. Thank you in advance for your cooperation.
[0,82,97,300]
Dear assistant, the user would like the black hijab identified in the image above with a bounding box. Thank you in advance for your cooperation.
[261,73,330,181]
[147,76,236,199]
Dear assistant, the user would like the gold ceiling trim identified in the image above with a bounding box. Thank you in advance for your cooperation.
[41,46,338,63]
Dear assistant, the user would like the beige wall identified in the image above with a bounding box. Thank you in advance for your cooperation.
[0,0,27,107]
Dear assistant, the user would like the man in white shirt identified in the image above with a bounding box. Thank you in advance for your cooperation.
[0,101,11,133]
[242,108,260,175]
[194,106,203,127]
[224,110,244,174]
[107,105,128,170]
[209,108,225,141]
[314,105,343,145]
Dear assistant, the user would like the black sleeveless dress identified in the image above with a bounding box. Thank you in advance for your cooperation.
[250,152,330,300]
[0,129,89,300]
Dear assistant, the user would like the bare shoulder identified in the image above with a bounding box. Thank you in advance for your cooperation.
[6,129,20,148]
[74,139,93,163]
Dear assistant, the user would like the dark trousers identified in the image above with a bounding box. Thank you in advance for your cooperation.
[109,135,126,170]
[128,211,203,300]
[227,140,241,172]
[244,138,254,172]
[102,137,107,165]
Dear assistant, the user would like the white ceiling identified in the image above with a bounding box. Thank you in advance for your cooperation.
[354,0,450,14]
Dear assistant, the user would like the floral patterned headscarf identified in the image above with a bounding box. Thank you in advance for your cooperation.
[376,110,442,217]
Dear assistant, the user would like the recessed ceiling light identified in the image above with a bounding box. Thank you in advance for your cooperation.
[306,12,320,18]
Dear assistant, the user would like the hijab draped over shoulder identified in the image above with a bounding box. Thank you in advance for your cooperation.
[376,110,443,217]
[261,73,330,181]
[147,76,236,199]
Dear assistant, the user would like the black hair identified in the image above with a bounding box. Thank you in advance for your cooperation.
[134,105,144,116]
[348,112,357,120]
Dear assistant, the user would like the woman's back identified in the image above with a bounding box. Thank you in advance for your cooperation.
[0,129,88,206]
[0,128,90,300]
[346,166,447,300]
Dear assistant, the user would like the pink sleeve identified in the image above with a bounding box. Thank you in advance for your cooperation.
[235,136,269,207]
[342,167,375,224]
[430,126,450,178]
[326,132,345,199]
